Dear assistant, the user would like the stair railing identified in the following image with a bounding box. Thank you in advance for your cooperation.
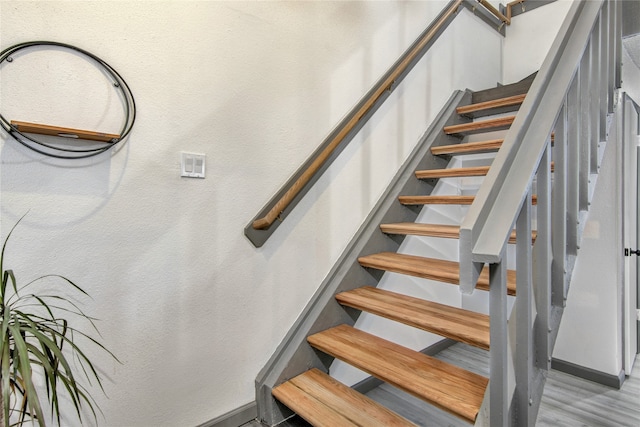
[244,0,508,247]
[458,0,621,425]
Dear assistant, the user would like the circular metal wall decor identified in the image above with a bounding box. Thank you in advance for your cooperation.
[0,41,136,159]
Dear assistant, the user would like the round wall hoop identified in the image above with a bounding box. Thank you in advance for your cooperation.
[0,41,136,159]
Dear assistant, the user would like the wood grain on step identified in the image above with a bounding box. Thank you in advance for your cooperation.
[336,286,490,350]
[358,252,516,295]
[456,94,526,116]
[380,223,536,244]
[273,368,416,427]
[443,116,516,135]
[398,195,537,206]
[399,195,476,205]
[431,139,504,156]
[307,325,488,423]
[415,166,490,179]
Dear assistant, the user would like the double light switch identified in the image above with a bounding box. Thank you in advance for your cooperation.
[181,152,206,178]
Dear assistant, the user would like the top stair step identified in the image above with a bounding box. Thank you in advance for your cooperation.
[456,93,526,118]
[444,116,515,136]
[272,368,416,427]
[307,324,488,423]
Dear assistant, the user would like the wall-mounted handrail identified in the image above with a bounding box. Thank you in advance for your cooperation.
[501,0,554,23]
[251,0,463,231]
[478,0,511,25]
[245,0,505,247]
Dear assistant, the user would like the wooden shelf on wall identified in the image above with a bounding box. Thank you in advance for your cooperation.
[10,120,120,142]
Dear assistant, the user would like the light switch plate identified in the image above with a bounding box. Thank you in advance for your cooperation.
[181,152,206,178]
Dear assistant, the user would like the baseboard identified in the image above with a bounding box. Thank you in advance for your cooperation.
[551,358,626,389]
[196,401,257,427]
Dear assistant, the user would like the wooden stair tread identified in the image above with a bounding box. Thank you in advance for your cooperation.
[431,139,503,156]
[307,324,488,423]
[456,94,526,117]
[273,368,416,427]
[416,163,553,178]
[381,223,462,239]
[444,115,516,135]
[358,252,517,295]
[380,222,535,244]
[399,194,537,206]
[399,195,475,205]
[336,286,490,350]
[416,166,490,179]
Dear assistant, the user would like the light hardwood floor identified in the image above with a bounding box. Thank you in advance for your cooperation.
[248,343,640,426]
[367,343,640,426]
[537,356,640,426]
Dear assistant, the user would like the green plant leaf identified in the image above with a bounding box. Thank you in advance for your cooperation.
[7,323,45,426]
[0,215,118,426]
[0,213,30,296]
[2,335,12,427]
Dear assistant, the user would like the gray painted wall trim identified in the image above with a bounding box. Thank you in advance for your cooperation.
[196,402,257,427]
[551,358,626,389]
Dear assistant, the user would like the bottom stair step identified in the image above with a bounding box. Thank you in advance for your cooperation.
[308,324,488,423]
[273,368,416,427]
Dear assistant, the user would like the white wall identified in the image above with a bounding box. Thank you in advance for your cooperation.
[553,126,623,376]
[502,0,573,84]
[622,40,640,103]
[0,1,503,426]
[554,37,640,377]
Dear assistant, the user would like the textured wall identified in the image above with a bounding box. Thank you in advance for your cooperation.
[0,1,502,425]
[553,123,624,376]
[502,0,573,84]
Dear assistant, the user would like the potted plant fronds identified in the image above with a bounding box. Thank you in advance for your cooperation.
[0,216,118,426]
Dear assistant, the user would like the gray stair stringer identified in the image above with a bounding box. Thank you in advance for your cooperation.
[471,72,537,105]
[254,89,472,426]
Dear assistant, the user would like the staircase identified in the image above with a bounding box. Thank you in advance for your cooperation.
[268,80,532,426]
[256,2,619,425]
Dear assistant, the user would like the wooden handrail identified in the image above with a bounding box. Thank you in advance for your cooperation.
[251,0,464,231]
[246,0,506,246]
[477,0,511,25]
